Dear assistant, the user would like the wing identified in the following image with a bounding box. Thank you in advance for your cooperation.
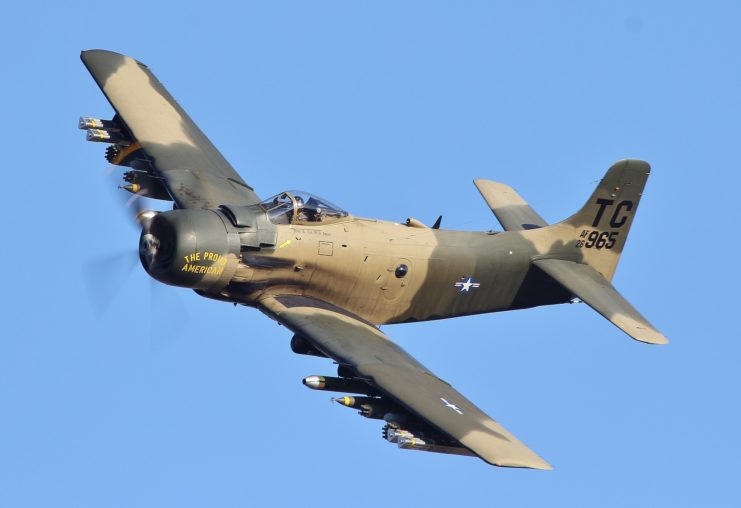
[533,258,668,345]
[258,295,552,469]
[81,49,260,209]
[474,179,548,231]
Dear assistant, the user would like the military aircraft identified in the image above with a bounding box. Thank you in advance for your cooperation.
[80,49,667,470]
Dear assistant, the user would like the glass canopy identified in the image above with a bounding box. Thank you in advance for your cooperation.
[259,191,349,225]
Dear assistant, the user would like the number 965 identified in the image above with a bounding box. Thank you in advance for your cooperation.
[577,231,618,249]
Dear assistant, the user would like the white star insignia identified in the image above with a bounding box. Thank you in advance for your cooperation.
[440,397,463,415]
[454,276,481,292]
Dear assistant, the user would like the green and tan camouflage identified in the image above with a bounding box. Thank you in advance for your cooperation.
[80,49,667,470]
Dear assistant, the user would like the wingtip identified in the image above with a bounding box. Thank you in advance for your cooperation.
[490,457,553,471]
[477,445,554,471]
[80,49,131,64]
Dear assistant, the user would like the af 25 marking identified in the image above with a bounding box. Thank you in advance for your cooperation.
[575,229,618,249]
[575,198,634,249]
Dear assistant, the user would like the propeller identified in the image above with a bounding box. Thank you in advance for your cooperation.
[85,166,188,348]
[104,165,153,227]
[83,249,139,316]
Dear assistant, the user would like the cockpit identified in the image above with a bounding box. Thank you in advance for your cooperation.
[260,191,350,226]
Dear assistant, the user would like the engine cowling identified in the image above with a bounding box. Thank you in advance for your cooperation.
[139,209,240,290]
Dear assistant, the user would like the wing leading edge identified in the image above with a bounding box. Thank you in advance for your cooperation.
[258,295,552,470]
[81,49,260,209]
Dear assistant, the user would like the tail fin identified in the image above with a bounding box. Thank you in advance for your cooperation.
[528,159,667,344]
[558,159,650,281]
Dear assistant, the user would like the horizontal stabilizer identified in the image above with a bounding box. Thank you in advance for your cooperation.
[533,258,668,345]
[474,179,548,231]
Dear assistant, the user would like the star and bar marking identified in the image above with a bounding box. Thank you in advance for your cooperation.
[454,276,481,293]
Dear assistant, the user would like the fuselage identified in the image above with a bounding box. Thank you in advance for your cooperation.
[224,216,572,324]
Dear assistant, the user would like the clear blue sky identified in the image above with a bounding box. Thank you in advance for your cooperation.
[2,1,739,506]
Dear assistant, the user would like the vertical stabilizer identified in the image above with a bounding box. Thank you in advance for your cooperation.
[558,159,650,281]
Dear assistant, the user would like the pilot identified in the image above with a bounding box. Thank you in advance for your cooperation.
[302,197,324,222]
[308,206,323,222]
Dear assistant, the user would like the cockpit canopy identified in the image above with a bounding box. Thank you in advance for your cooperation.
[260,191,350,225]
